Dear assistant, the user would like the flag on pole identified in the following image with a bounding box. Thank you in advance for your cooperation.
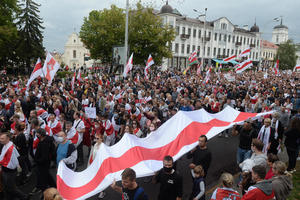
[204,67,211,84]
[273,60,279,75]
[71,71,76,93]
[26,58,43,89]
[77,69,83,83]
[144,55,154,79]
[188,50,198,65]
[294,65,300,72]
[238,47,251,58]
[123,53,133,78]
[235,59,253,73]
[196,62,202,75]
[42,52,60,85]
[223,55,236,62]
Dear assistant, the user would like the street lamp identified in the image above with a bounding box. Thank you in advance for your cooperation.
[124,0,129,74]
[194,8,207,65]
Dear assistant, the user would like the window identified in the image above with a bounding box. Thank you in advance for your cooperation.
[203,46,206,56]
[224,34,227,42]
[193,29,196,37]
[221,23,227,30]
[181,44,185,54]
[227,49,230,56]
[247,38,249,45]
[213,47,216,56]
[204,31,206,38]
[276,35,279,43]
[223,48,226,55]
[231,49,234,55]
[182,27,185,34]
[215,33,218,41]
[198,30,201,38]
[236,36,239,43]
[207,47,210,56]
[228,35,231,42]
[188,28,191,35]
[175,43,179,53]
[208,32,211,38]
[176,26,180,35]
[197,46,200,56]
[73,50,76,58]
[74,39,76,43]
[192,45,195,52]
[257,40,259,46]
[219,34,222,41]
[256,52,258,59]
[233,36,235,43]
[250,38,253,44]
[235,49,238,55]
[243,37,246,44]
[187,45,190,54]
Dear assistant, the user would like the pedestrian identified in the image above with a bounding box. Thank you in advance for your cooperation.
[264,153,279,180]
[210,172,241,200]
[284,117,300,172]
[190,165,205,200]
[187,135,212,177]
[56,131,77,170]
[152,155,183,200]
[257,118,277,154]
[72,112,85,166]
[0,132,29,200]
[111,168,148,200]
[242,165,274,200]
[271,161,293,200]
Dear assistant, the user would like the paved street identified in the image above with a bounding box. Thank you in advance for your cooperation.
[16,133,244,200]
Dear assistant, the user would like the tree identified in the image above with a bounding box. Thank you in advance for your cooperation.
[0,0,19,67]
[16,0,44,72]
[80,2,175,65]
[275,40,297,70]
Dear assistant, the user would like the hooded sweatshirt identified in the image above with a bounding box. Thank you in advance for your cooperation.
[242,180,275,200]
[271,175,293,200]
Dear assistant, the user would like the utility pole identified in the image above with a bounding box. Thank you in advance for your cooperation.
[124,0,129,73]
[203,8,207,66]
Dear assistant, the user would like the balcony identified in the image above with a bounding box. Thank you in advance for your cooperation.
[250,44,256,48]
[180,34,190,40]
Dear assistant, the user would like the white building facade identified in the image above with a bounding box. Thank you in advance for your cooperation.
[272,20,288,45]
[158,3,262,70]
[62,32,94,69]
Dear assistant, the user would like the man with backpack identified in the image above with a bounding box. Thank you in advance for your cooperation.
[111,168,148,200]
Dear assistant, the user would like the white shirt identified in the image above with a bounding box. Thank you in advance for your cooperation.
[73,119,85,137]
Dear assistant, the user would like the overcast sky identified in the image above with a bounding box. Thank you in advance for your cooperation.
[36,0,300,53]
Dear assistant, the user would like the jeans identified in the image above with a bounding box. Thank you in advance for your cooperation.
[237,147,252,164]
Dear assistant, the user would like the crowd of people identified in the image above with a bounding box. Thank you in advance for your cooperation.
[0,65,299,200]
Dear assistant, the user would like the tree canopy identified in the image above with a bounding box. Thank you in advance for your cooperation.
[275,40,297,70]
[80,2,175,65]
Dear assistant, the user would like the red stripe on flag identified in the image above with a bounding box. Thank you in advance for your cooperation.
[223,55,236,62]
[57,112,256,199]
[236,60,252,71]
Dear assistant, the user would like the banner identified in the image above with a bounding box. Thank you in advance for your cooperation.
[84,107,96,119]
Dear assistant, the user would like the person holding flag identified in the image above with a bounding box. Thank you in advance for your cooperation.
[145,55,154,79]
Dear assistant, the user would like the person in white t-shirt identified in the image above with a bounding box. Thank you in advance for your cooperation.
[73,112,85,165]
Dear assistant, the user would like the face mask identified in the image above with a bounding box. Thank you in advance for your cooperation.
[163,166,172,173]
[57,137,64,143]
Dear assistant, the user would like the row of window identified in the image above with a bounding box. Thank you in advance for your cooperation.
[173,43,259,59]
[263,51,274,59]
[176,26,259,46]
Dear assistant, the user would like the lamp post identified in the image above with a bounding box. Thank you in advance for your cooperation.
[193,8,207,66]
[124,0,129,73]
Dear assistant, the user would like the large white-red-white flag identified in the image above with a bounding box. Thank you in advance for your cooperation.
[273,60,279,75]
[238,47,251,58]
[42,52,60,85]
[144,55,154,79]
[57,106,273,200]
[123,53,133,78]
[223,55,236,62]
[294,65,300,72]
[235,59,253,73]
[26,58,43,89]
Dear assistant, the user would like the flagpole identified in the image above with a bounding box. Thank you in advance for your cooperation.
[124,0,129,76]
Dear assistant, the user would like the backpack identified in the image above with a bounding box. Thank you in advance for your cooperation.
[133,187,148,200]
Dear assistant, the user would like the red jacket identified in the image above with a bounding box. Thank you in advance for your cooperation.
[242,180,275,200]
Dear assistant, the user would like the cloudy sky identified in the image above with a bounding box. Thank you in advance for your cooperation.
[36,0,300,53]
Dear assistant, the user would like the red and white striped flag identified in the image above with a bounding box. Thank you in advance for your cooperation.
[235,59,253,73]
[71,71,76,93]
[196,62,202,75]
[223,55,236,62]
[188,50,198,65]
[144,55,154,79]
[123,53,133,78]
[77,69,83,83]
[204,67,211,84]
[26,58,43,89]
[12,81,20,89]
[57,107,273,200]
[294,65,300,72]
[42,53,60,85]
[273,60,279,75]
[238,47,251,58]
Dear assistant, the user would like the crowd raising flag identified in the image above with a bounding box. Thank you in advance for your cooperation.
[238,47,251,58]
[144,54,154,79]
[273,59,279,75]
[26,58,43,89]
[235,59,253,73]
[294,64,300,72]
[223,55,236,62]
[123,53,133,78]
[56,106,273,200]
[42,52,60,85]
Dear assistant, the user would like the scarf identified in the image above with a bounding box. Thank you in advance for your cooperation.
[257,125,271,153]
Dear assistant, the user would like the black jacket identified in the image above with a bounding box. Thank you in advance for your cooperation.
[284,128,300,151]
[34,135,55,167]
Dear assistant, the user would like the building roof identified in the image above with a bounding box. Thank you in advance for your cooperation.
[274,24,288,29]
[233,27,256,36]
[250,23,259,32]
[261,40,278,49]
[160,1,173,14]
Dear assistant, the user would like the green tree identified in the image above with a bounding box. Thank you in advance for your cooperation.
[275,40,297,70]
[0,0,19,67]
[80,2,175,65]
[16,0,44,72]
